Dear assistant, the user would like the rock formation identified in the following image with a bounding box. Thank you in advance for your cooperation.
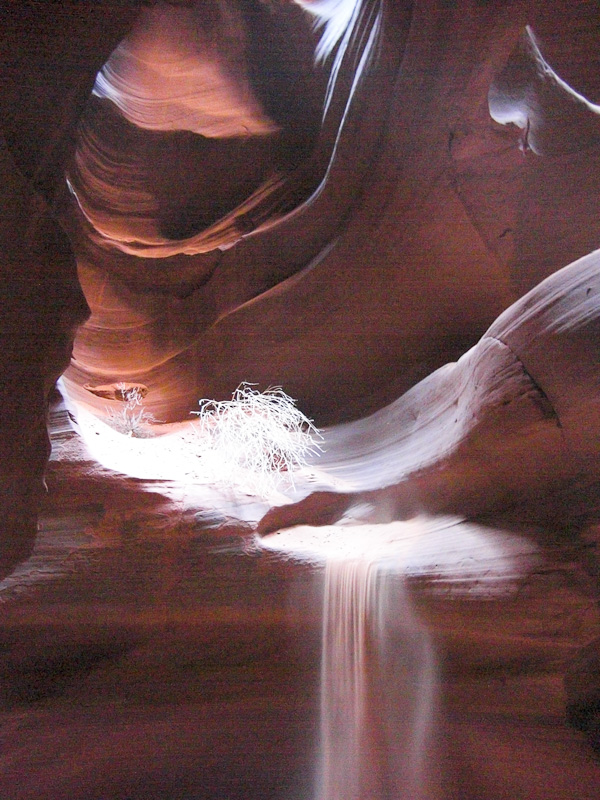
[1,0,600,787]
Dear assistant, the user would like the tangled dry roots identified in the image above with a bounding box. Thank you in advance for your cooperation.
[192,383,323,495]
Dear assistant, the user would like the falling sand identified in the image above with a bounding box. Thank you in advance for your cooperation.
[262,517,538,800]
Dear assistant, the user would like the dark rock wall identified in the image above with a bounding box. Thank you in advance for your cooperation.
[0,0,142,574]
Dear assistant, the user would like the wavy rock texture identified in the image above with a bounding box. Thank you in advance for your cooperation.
[60,0,600,432]
[1,0,600,790]
[259,248,600,531]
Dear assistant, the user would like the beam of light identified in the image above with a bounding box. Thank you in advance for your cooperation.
[261,516,539,596]
[316,556,437,800]
[262,515,538,798]
[57,379,342,522]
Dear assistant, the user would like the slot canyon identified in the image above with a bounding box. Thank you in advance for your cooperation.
[1,1,600,797]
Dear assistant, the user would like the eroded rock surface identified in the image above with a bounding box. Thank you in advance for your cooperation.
[1,0,600,787]
[3,2,600,541]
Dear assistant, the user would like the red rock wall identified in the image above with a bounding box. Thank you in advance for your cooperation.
[2,0,600,568]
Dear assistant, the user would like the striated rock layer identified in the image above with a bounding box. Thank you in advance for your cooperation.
[1,0,600,786]
[0,0,599,548]
[259,248,600,530]
[61,0,600,430]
